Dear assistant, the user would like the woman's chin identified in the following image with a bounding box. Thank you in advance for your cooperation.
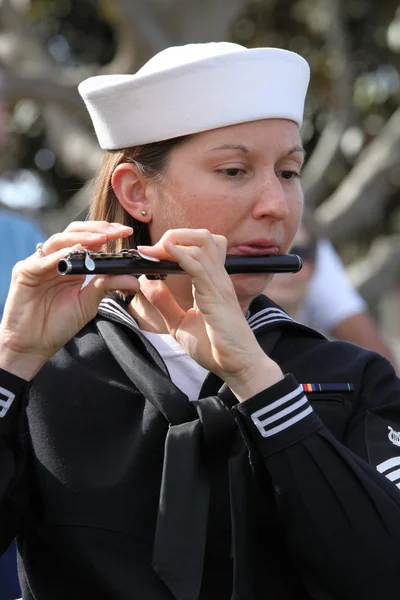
[231,273,273,306]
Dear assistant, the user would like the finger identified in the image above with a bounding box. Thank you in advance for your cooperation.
[164,242,227,301]
[64,221,133,237]
[12,245,87,284]
[42,223,133,256]
[213,234,228,261]
[140,229,235,307]
[41,232,107,256]
[139,276,186,336]
[138,228,226,260]
[165,240,236,299]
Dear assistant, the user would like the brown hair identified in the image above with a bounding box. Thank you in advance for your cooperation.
[89,135,192,252]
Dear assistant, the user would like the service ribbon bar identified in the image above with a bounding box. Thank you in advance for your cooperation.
[301,383,354,393]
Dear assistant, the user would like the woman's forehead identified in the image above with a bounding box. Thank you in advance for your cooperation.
[183,119,302,153]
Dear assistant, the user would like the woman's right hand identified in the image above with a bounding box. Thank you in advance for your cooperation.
[0,221,140,381]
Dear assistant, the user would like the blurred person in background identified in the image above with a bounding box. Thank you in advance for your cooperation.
[266,207,397,368]
[0,205,46,320]
[0,63,46,600]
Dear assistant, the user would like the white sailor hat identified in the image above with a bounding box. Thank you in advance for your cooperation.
[78,41,310,150]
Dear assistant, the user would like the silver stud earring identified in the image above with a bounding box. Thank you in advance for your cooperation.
[141,210,147,216]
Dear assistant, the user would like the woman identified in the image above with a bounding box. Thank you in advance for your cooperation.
[0,42,400,600]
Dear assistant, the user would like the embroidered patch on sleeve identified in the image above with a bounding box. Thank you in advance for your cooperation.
[365,412,400,490]
[388,426,400,447]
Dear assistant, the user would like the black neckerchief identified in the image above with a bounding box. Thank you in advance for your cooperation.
[95,293,325,600]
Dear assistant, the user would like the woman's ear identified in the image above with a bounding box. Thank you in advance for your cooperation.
[111,163,152,222]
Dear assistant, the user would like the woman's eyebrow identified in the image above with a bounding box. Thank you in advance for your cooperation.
[206,144,249,154]
[287,145,306,157]
[207,144,305,154]
[205,144,306,159]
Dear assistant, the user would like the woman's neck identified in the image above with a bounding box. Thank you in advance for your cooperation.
[128,275,194,333]
[128,291,169,333]
[128,275,250,333]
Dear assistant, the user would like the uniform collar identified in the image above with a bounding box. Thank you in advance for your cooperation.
[97,292,309,337]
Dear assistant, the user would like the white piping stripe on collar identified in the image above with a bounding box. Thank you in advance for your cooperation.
[250,316,294,332]
[98,306,135,327]
[98,298,138,328]
[98,297,294,332]
[247,306,291,326]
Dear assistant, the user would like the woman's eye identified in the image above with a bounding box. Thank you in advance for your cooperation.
[219,168,245,177]
[278,170,300,181]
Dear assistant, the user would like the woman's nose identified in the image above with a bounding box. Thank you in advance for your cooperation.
[252,174,290,221]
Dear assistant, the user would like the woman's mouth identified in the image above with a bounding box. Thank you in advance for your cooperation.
[231,240,280,256]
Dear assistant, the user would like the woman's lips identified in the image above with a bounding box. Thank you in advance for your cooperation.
[231,245,280,256]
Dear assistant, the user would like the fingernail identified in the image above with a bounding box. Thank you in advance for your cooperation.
[137,249,160,262]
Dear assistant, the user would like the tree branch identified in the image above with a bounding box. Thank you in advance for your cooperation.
[316,106,400,243]
[302,0,353,207]
[6,70,83,110]
[347,235,400,304]
[43,105,103,179]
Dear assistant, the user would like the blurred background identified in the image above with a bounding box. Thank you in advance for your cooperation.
[0,0,399,359]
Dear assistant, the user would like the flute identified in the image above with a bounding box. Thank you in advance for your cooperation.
[57,249,302,278]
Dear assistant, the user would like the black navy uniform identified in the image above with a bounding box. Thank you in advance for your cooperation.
[1,293,400,599]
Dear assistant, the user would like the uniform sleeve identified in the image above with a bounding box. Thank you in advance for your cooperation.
[300,239,366,332]
[0,367,30,554]
[231,361,400,599]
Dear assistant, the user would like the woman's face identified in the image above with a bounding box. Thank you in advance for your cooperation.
[146,118,305,308]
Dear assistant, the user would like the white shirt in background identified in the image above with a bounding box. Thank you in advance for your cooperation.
[298,239,366,334]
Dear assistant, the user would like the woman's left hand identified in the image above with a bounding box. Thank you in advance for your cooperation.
[137,229,283,401]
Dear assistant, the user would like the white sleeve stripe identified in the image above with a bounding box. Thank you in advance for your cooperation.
[376,457,400,473]
[258,396,308,427]
[251,385,304,419]
[0,386,15,417]
[386,468,400,482]
[253,405,313,438]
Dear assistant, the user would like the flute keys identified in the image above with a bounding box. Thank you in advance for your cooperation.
[145,274,168,280]
[136,249,160,262]
[84,251,96,272]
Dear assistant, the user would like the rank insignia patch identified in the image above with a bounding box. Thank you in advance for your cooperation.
[388,426,400,447]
